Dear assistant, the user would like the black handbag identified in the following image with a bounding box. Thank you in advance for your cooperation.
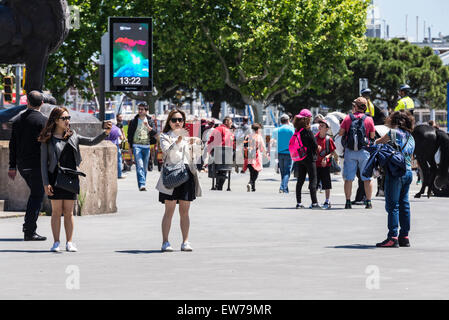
[55,166,86,194]
[162,142,189,189]
[51,138,86,194]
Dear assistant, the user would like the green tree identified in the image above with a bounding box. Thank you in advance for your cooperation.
[45,0,206,112]
[348,38,449,110]
[154,0,368,122]
[45,0,120,104]
[287,38,449,113]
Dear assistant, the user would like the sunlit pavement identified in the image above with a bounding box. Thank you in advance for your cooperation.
[1,168,448,299]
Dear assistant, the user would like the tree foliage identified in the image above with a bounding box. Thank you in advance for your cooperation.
[282,38,449,113]
[153,0,369,121]
[45,0,205,110]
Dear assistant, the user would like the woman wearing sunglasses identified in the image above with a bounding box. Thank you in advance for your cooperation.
[156,109,202,252]
[39,107,112,252]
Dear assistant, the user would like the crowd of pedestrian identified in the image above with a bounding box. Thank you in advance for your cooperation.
[7,84,420,251]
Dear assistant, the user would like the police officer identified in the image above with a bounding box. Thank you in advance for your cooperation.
[395,84,414,115]
[361,88,375,118]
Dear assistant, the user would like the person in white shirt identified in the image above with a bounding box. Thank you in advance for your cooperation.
[156,109,202,252]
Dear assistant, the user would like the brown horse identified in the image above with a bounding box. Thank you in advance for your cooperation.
[0,0,69,92]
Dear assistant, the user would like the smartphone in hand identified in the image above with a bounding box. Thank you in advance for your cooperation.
[103,120,112,129]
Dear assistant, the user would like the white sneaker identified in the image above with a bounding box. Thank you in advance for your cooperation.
[50,241,60,252]
[161,241,174,252]
[247,184,251,192]
[66,242,78,252]
[181,241,193,252]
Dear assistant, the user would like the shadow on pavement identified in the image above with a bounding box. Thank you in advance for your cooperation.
[262,207,298,210]
[262,207,346,211]
[328,244,377,250]
[115,250,162,254]
[0,250,51,253]
[0,238,24,242]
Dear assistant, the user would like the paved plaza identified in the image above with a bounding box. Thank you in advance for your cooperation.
[1,168,449,300]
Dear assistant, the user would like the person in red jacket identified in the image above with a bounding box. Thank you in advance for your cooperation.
[207,117,235,190]
[315,119,336,210]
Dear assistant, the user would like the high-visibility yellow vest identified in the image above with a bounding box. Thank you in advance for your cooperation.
[395,96,414,112]
[366,100,375,117]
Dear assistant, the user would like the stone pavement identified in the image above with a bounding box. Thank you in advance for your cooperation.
[1,167,449,300]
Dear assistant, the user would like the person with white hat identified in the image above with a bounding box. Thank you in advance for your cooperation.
[394,84,414,115]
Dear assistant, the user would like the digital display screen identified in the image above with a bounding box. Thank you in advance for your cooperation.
[109,18,152,91]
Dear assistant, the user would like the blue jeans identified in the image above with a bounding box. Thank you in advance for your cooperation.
[384,170,413,238]
[278,153,292,192]
[133,145,151,188]
[117,144,123,178]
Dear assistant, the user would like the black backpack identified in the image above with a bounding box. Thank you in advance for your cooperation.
[344,114,368,151]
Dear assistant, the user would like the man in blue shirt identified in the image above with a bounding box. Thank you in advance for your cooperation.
[273,114,295,193]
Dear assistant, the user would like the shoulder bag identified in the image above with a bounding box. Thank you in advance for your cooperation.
[162,139,189,189]
[51,139,86,194]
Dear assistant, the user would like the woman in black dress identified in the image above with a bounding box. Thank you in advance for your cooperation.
[156,109,202,252]
[39,107,111,252]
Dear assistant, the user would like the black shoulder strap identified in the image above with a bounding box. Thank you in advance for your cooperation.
[400,133,411,152]
[325,135,330,154]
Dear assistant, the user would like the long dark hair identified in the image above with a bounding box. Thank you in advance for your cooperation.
[162,109,187,133]
[293,116,311,131]
[386,110,415,133]
[38,107,73,143]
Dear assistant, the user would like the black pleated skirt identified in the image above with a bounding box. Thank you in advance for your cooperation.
[159,165,196,204]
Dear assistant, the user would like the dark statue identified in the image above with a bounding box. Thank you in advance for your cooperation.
[0,0,69,94]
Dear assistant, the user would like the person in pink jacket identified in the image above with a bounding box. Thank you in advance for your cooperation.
[246,123,268,192]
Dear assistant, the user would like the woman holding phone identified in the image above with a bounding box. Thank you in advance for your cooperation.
[39,107,112,252]
[156,109,202,252]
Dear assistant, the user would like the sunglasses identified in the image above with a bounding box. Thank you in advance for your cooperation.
[60,116,71,121]
[170,117,184,123]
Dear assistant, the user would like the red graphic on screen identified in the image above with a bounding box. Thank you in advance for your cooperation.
[115,37,147,47]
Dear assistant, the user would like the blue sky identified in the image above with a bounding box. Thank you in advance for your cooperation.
[375,0,449,41]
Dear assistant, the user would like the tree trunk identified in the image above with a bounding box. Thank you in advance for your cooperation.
[251,101,264,124]
[125,92,158,114]
[211,101,221,119]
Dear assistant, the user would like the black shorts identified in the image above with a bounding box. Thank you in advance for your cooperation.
[316,166,332,190]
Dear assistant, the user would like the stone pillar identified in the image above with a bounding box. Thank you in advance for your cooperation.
[0,140,117,215]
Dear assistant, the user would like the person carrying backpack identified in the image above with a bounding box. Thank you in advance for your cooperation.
[315,119,336,210]
[289,109,320,209]
[374,111,415,248]
[338,97,376,209]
